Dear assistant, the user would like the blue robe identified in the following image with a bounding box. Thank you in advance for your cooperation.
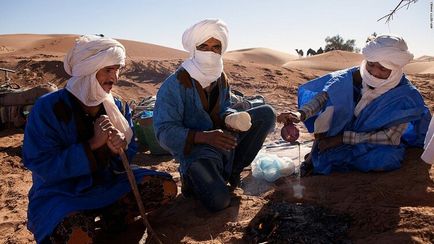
[23,89,169,243]
[298,67,431,174]
[154,68,235,177]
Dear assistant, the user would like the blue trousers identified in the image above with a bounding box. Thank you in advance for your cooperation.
[183,105,276,211]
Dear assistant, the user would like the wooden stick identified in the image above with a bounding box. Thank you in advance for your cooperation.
[119,149,162,244]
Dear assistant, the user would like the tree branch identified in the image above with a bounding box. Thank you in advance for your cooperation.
[377,0,418,23]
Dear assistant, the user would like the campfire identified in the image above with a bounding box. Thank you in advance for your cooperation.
[246,202,351,243]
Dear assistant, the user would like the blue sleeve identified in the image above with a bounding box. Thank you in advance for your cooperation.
[153,77,191,156]
[23,99,92,184]
[298,68,356,134]
[298,73,332,133]
[222,86,236,117]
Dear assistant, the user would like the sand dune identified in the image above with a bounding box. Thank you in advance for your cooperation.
[405,56,434,74]
[0,34,79,56]
[225,47,298,66]
[118,39,187,59]
[0,34,187,59]
[283,50,363,71]
[282,51,434,75]
[415,55,434,62]
[2,34,432,74]
[405,61,434,74]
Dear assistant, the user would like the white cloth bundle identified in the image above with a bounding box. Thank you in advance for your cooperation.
[225,112,251,132]
[64,35,133,144]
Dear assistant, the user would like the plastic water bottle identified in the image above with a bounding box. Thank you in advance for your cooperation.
[252,154,295,182]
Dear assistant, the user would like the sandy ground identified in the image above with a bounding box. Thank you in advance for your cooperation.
[1,34,434,243]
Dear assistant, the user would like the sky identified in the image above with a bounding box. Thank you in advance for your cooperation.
[1,0,433,58]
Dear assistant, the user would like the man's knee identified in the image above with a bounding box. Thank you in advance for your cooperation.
[257,104,276,120]
[375,152,403,171]
[184,170,231,211]
[186,159,231,211]
[250,105,276,129]
[355,147,404,172]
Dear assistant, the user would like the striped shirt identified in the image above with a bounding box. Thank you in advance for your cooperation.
[299,91,407,145]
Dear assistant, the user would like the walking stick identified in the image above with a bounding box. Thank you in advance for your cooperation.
[119,149,163,244]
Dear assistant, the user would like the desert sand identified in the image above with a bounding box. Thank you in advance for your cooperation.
[1,34,434,243]
[225,47,298,66]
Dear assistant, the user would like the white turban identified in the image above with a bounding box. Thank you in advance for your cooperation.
[362,34,413,70]
[64,35,133,144]
[182,19,229,56]
[354,34,414,117]
[181,19,229,88]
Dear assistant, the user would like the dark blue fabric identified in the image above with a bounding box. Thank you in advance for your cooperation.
[298,67,431,175]
[183,105,276,211]
[185,158,231,212]
[23,89,169,243]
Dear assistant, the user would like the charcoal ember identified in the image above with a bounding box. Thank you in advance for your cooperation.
[246,202,352,244]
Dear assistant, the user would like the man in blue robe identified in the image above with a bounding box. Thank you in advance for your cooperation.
[277,34,431,175]
[154,19,275,212]
[23,35,177,243]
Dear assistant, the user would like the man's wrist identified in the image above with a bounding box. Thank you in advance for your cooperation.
[193,131,206,144]
[88,138,97,150]
[297,110,306,121]
[88,137,104,150]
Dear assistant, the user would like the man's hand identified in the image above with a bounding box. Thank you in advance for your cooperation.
[277,111,304,125]
[88,115,113,150]
[317,134,343,152]
[107,129,127,154]
[194,129,237,151]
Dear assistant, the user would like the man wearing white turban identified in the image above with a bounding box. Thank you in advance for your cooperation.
[154,19,276,212]
[277,34,430,175]
[23,35,177,243]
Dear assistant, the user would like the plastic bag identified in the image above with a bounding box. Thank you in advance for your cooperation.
[251,153,295,182]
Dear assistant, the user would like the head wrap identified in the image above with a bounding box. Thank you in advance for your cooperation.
[362,34,413,70]
[64,35,133,143]
[354,34,413,117]
[181,19,229,88]
[182,19,229,55]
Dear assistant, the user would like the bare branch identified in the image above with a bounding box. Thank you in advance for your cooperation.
[377,0,418,23]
